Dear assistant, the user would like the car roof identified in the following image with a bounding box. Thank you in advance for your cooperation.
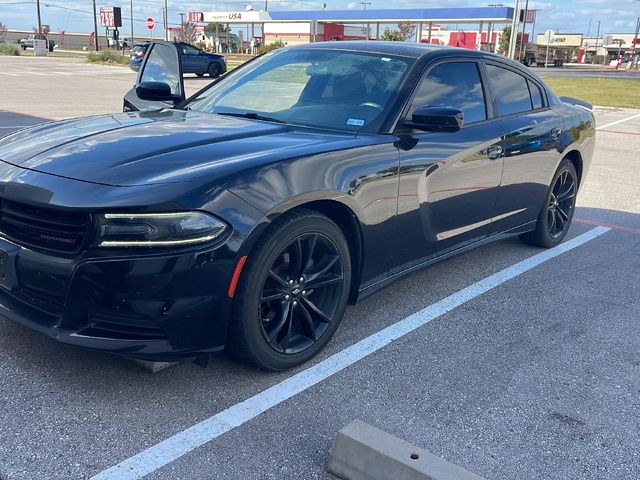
[288,40,541,80]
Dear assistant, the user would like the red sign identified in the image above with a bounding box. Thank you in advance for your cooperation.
[100,7,116,28]
[188,12,203,23]
[195,26,205,35]
[146,18,155,30]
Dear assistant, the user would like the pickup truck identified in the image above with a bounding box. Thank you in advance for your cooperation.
[20,34,55,52]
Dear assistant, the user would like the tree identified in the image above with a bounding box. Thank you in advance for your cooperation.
[379,23,417,42]
[498,25,523,55]
[205,23,229,37]
[179,21,196,44]
[380,27,402,41]
[0,21,7,42]
[397,22,416,42]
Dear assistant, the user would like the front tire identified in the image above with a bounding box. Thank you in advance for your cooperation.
[227,209,351,370]
[520,159,577,248]
[208,63,222,78]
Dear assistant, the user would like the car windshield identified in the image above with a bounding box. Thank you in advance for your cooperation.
[187,48,413,132]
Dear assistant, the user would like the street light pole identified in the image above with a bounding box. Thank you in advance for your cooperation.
[508,0,521,59]
[36,0,42,34]
[92,0,99,51]
[595,20,601,64]
[130,0,134,44]
[518,0,529,62]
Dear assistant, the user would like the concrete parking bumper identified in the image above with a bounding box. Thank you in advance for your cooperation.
[328,420,486,480]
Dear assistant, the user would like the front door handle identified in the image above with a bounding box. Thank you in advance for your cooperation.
[551,127,562,138]
[486,145,503,160]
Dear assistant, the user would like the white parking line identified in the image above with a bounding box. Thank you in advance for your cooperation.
[597,112,640,131]
[90,226,610,480]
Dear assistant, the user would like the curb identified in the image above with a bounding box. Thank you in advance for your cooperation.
[328,420,486,480]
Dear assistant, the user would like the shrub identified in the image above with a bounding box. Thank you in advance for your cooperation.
[87,49,128,65]
[258,40,285,54]
[0,43,20,56]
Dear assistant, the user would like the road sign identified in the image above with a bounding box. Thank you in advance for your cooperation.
[146,18,155,30]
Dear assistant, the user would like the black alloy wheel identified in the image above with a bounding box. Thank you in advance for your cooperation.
[228,209,351,370]
[521,159,578,248]
[259,232,344,355]
[547,169,576,239]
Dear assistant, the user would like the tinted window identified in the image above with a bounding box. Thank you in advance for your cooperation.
[182,44,200,55]
[411,62,487,124]
[486,65,532,116]
[528,80,544,109]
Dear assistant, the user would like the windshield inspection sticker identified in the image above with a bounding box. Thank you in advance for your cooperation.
[346,118,366,127]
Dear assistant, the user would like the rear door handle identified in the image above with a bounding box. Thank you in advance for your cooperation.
[486,145,503,160]
[551,127,562,138]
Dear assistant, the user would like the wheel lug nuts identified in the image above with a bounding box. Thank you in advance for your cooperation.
[284,295,290,300]
[288,279,294,285]
[299,277,304,282]
[302,290,307,296]
[293,300,298,306]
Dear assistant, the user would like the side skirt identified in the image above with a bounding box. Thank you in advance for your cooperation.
[354,221,536,303]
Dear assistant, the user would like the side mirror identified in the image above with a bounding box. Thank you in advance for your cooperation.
[136,81,180,102]
[123,41,185,112]
[407,106,464,133]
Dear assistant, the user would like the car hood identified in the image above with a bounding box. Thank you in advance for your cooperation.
[0,110,357,187]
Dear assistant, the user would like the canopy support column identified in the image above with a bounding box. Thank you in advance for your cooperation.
[427,22,433,43]
[416,22,423,43]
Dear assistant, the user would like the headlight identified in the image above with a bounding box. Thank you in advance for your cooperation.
[97,212,227,247]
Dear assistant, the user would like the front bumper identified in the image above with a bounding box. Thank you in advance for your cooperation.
[0,241,235,360]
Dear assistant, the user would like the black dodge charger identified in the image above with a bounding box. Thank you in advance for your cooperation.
[0,41,594,370]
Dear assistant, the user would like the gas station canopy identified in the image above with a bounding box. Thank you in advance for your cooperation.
[198,6,515,25]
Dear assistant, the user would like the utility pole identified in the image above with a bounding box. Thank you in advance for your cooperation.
[36,0,42,34]
[92,0,99,51]
[130,0,134,44]
[164,0,169,40]
[264,0,268,11]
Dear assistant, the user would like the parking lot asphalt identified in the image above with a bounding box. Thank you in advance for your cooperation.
[1,55,640,480]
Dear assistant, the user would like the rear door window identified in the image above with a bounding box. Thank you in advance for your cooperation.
[410,62,487,124]
[486,64,532,116]
[528,79,544,109]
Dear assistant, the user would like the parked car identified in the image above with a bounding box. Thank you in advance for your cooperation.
[128,42,149,71]
[0,41,594,370]
[20,34,55,52]
[129,41,226,78]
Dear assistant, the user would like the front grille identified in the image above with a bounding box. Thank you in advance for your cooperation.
[80,312,167,341]
[0,200,90,254]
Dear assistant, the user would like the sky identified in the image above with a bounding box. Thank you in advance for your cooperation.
[0,0,638,37]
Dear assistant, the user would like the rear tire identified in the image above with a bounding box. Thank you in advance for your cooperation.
[227,209,351,370]
[520,159,577,248]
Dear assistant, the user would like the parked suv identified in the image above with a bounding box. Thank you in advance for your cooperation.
[129,41,226,78]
